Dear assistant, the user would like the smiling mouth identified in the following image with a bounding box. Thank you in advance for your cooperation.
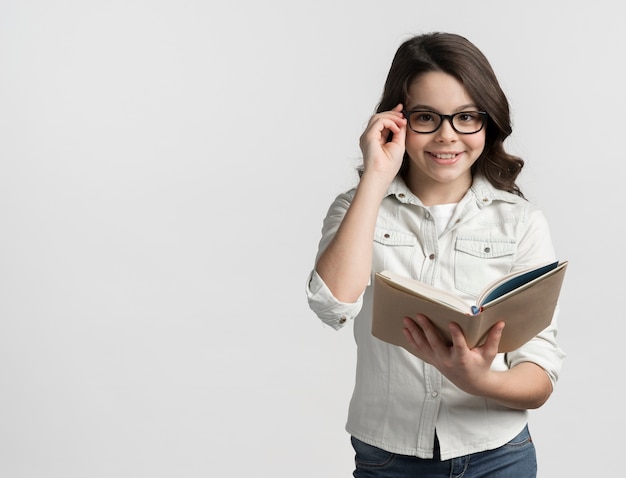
[431,153,459,159]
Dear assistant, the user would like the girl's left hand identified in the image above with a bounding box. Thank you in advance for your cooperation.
[402,314,505,397]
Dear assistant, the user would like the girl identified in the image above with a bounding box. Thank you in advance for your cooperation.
[306,32,565,477]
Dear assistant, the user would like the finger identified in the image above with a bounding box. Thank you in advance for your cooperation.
[390,103,404,116]
[387,120,406,147]
[389,105,407,125]
[380,119,403,139]
[402,316,424,340]
[379,112,406,132]
[480,321,505,354]
[415,314,448,348]
[402,316,428,349]
[361,122,406,157]
[366,107,406,128]
[448,321,469,349]
[402,328,430,363]
[361,115,402,143]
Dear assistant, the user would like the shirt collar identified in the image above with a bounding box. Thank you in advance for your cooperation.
[385,174,523,208]
[469,174,523,207]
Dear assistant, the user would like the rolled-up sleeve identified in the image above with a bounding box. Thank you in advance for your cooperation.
[305,269,363,330]
[505,208,566,386]
[506,303,566,387]
[306,190,364,330]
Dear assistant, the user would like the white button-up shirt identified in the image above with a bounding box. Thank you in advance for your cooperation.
[306,174,566,460]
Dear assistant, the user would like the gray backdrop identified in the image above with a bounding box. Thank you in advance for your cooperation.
[1,1,621,476]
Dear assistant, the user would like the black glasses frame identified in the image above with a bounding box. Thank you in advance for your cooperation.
[402,110,488,135]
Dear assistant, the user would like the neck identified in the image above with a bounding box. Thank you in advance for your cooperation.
[405,173,472,207]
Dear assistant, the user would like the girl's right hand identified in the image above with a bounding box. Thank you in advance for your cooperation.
[314,107,406,302]
[359,103,407,184]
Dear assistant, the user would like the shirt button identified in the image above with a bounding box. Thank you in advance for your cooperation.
[398,193,406,198]
[429,253,435,260]
[384,233,390,238]
[339,316,347,324]
[484,247,491,253]
[431,391,439,398]
[425,212,431,219]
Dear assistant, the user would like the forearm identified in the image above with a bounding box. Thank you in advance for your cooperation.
[480,362,553,410]
[315,174,389,302]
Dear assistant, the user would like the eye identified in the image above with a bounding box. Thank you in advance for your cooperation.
[413,112,436,123]
[457,112,477,123]
[455,111,483,124]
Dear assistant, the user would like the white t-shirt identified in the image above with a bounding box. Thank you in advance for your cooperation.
[429,203,457,236]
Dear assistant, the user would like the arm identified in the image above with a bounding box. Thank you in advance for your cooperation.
[403,315,553,409]
[315,105,407,302]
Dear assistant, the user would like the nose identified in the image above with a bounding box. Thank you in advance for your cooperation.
[435,118,457,142]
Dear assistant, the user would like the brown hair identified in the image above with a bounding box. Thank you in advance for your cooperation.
[374,32,524,197]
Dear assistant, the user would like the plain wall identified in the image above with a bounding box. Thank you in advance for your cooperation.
[1,1,623,476]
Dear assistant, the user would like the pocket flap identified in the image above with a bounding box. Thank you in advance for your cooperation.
[373,228,417,246]
[455,237,515,258]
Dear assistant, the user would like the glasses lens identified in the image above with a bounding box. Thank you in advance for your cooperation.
[408,112,442,133]
[452,112,485,133]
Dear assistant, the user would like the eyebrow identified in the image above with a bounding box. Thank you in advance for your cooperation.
[406,103,479,112]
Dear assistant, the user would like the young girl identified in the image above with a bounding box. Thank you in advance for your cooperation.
[306,32,565,477]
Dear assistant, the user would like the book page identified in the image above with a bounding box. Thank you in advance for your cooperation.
[477,261,560,307]
[376,271,470,313]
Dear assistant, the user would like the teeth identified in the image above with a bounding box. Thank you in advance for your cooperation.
[434,153,457,159]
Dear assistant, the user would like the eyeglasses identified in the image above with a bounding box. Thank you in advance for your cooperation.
[402,110,488,134]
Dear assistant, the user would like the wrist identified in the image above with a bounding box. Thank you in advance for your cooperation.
[358,170,396,197]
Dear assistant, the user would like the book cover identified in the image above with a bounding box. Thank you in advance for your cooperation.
[371,261,568,353]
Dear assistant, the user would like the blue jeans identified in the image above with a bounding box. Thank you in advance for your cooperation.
[352,425,537,478]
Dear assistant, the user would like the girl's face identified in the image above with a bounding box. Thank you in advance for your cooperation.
[404,71,486,205]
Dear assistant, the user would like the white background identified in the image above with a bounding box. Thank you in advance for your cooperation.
[1,1,623,476]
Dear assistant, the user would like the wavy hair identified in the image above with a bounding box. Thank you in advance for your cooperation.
[372,32,524,197]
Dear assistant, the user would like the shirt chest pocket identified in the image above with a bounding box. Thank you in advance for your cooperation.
[454,237,516,296]
[372,227,420,273]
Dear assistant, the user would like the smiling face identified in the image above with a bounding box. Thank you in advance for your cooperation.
[403,71,486,205]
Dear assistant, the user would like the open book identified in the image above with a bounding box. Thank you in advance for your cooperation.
[371,260,568,353]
